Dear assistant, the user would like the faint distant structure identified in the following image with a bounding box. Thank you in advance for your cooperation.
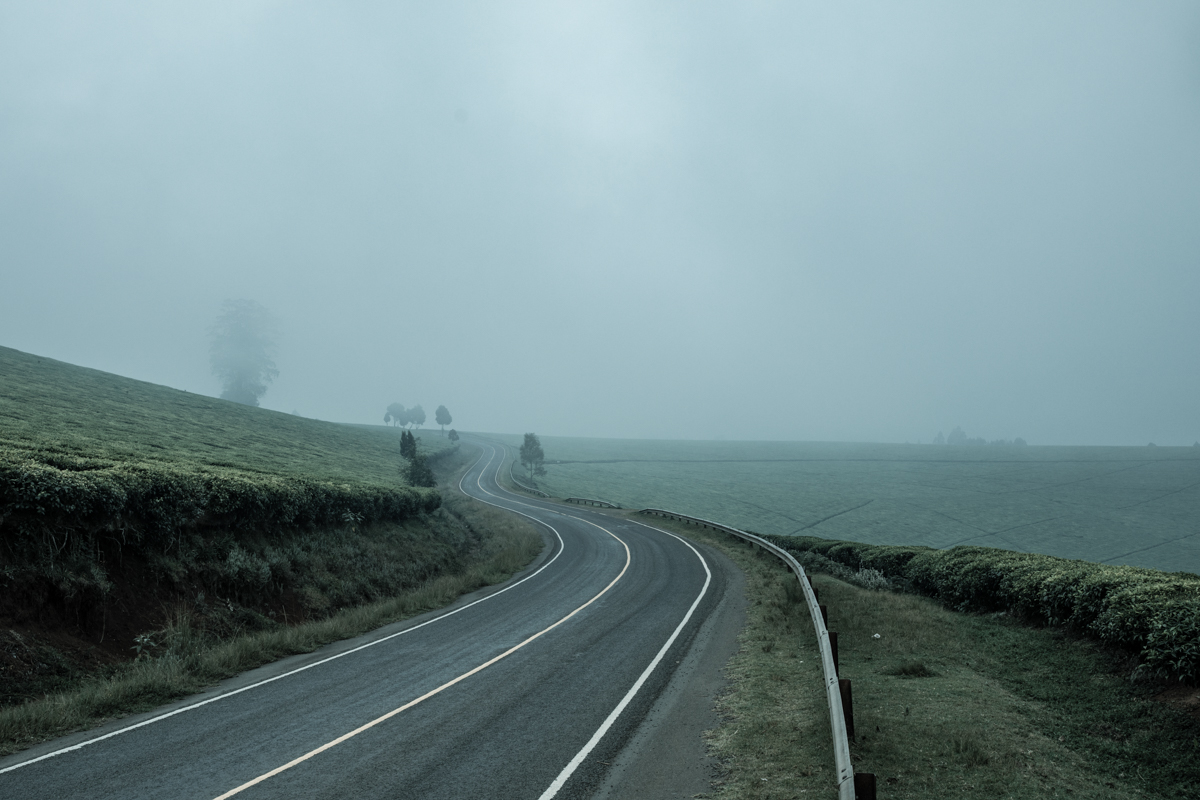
[209,300,278,407]
[435,405,452,436]
[933,431,945,445]
[947,426,968,445]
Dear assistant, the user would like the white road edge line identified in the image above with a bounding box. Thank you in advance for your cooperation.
[537,521,713,800]
[210,515,634,798]
[0,444,564,776]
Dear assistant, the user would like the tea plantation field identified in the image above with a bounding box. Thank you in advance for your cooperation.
[487,434,1200,574]
[0,344,452,485]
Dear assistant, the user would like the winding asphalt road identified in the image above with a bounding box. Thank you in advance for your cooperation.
[0,439,740,799]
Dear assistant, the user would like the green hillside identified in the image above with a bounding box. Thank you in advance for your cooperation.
[0,344,467,663]
[0,345,449,485]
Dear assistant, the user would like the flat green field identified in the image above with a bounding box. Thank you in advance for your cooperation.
[485,434,1200,574]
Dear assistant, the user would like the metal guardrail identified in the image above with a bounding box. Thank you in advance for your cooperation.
[563,497,621,509]
[508,455,551,498]
[639,508,860,800]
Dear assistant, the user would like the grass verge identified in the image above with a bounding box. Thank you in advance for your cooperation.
[0,487,542,758]
[634,515,1200,800]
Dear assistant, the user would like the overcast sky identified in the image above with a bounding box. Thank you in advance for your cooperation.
[2,1,1198,445]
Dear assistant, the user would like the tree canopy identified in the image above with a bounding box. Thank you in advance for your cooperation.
[408,404,426,428]
[209,299,278,406]
[435,405,452,435]
[400,429,417,460]
[520,432,546,483]
[385,402,406,427]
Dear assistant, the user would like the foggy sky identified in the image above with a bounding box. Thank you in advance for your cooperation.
[2,1,1198,446]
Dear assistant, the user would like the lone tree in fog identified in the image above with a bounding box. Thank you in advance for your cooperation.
[448,429,459,442]
[435,405,452,435]
[209,300,278,406]
[408,404,426,429]
[385,402,407,427]
[520,433,546,484]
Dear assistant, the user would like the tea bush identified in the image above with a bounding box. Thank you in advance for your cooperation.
[767,533,1200,683]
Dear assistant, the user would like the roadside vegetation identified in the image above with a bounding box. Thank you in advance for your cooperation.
[0,346,543,755]
[768,534,1200,684]
[0,488,542,756]
[638,515,1200,800]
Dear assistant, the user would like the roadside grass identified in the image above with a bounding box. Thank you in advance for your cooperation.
[636,515,1200,800]
[0,486,543,758]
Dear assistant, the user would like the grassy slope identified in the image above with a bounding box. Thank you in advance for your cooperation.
[0,448,544,756]
[484,433,1200,574]
[0,346,547,752]
[640,516,1200,800]
[0,344,452,483]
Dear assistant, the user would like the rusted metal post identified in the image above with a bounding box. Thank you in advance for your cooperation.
[819,604,829,628]
[839,679,854,740]
[853,772,876,800]
[829,630,839,677]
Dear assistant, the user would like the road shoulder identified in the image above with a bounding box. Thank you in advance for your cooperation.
[592,537,746,800]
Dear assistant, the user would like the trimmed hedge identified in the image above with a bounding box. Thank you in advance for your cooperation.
[0,446,440,562]
[766,533,1200,683]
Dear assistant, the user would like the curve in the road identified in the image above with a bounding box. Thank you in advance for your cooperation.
[1,440,728,800]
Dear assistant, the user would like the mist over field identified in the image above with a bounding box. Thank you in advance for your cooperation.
[2,2,1198,445]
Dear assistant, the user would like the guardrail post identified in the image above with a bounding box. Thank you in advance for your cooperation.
[819,604,829,628]
[853,772,876,800]
[829,631,839,677]
[839,679,854,740]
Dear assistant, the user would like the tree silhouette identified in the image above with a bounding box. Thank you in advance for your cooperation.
[520,433,546,484]
[385,402,407,427]
[209,300,278,406]
[408,404,426,429]
[400,429,417,460]
[435,405,452,435]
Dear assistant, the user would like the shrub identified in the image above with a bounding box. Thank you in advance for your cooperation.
[765,533,1200,683]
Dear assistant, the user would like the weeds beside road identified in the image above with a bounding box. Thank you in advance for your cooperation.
[638,515,1200,800]
[0,487,543,758]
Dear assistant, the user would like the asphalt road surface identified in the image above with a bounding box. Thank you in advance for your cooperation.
[0,439,743,799]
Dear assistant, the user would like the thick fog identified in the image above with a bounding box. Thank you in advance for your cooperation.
[2,2,1198,445]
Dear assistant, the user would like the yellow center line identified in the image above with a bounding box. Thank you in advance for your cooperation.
[212,526,632,800]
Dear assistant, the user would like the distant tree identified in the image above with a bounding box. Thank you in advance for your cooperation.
[435,405,452,435]
[209,299,278,406]
[947,426,968,445]
[520,433,546,484]
[448,429,459,442]
[1014,437,1028,446]
[404,452,435,487]
[400,429,417,460]
[408,404,426,429]
[386,402,407,427]
[933,431,945,445]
